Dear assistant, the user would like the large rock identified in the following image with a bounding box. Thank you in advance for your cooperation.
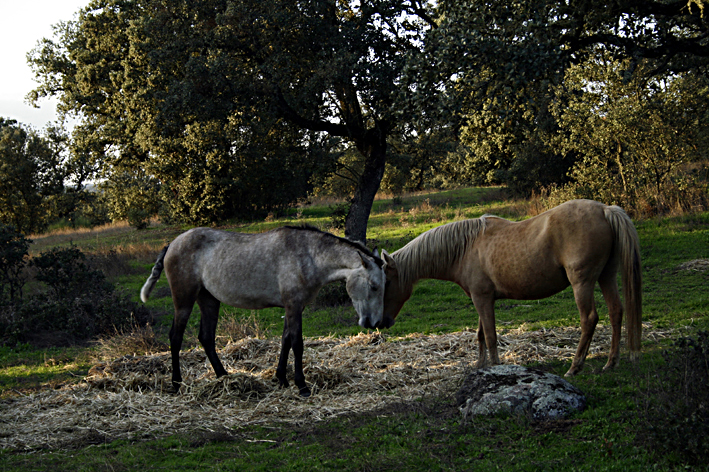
[456,365,586,421]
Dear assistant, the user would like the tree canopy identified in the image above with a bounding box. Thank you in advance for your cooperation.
[0,119,69,234]
[27,0,709,231]
[29,0,436,242]
[412,0,709,198]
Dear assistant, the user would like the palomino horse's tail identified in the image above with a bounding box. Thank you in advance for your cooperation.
[603,206,642,358]
[140,245,170,303]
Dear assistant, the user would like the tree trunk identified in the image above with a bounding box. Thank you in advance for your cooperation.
[344,128,387,244]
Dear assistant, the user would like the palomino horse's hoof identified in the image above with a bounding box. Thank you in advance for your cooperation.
[564,367,582,378]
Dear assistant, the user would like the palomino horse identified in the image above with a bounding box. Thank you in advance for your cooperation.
[380,199,642,377]
[141,225,385,397]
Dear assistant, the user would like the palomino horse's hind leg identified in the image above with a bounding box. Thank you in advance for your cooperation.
[598,269,623,371]
[196,289,228,379]
[471,295,500,368]
[566,281,599,377]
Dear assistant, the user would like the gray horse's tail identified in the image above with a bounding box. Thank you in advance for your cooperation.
[140,245,170,303]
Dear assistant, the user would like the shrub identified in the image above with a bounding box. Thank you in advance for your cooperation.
[31,246,109,299]
[0,245,153,347]
[328,203,350,230]
[127,207,150,230]
[638,332,709,466]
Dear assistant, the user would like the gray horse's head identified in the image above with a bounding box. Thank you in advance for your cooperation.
[346,250,386,329]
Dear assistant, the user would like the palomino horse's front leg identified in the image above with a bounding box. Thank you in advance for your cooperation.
[566,282,599,377]
[471,295,500,368]
[276,304,311,397]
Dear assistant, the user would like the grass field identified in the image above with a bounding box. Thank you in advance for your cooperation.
[1,188,708,471]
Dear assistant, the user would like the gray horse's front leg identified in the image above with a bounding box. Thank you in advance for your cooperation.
[276,322,291,389]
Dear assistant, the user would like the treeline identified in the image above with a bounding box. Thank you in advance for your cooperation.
[1,0,707,237]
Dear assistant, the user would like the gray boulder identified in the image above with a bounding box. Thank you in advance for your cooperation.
[456,365,586,421]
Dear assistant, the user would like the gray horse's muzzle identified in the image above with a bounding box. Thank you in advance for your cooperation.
[359,316,395,329]
[359,315,380,330]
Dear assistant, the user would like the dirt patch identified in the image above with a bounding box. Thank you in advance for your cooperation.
[677,259,709,272]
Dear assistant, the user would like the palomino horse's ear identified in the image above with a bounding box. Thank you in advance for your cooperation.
[381,249,397,273]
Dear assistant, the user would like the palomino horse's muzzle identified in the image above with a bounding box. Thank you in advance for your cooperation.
[375,316,396,329]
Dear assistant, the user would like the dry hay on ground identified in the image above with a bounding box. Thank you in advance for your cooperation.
[0,324,678,451]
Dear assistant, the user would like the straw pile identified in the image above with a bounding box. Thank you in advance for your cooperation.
[0,324,677,451]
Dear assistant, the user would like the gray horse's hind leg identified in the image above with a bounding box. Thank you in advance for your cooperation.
[197,288,228,379]
[169,304,193,391]
[276,303,310,397]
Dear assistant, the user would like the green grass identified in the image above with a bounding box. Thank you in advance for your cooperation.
[0,344,92,394]
[3,187,709,471]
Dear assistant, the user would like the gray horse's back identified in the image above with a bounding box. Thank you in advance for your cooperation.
[164,227,325,309]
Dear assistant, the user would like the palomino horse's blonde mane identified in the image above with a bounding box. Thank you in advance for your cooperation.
[393,217,488,288]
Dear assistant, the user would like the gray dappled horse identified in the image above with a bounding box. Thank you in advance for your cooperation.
[380,199,642,377]
[141,225,386,397]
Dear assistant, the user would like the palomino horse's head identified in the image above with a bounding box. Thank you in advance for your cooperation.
[346,250,386,329]
[378,250,413,329]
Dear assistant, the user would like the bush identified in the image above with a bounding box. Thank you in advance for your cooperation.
[328,203,350,230]
[0,245,152,347]
[638,332,709,466]
[127,207,150,230]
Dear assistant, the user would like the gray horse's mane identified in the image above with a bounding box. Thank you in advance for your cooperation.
[392,217,488,288]
[282,224,383,267]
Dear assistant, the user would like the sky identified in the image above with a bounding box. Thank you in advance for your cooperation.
[0,0,89,130]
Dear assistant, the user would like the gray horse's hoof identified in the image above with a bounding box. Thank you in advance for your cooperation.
[299,386,311,397]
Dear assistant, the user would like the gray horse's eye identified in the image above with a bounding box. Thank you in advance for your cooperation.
[370,284,379,291]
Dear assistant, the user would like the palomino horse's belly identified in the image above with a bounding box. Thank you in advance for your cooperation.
[486,261,570,300]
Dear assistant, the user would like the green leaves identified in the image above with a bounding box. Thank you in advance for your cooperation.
[28,0,437,235]
[0,119,69,234]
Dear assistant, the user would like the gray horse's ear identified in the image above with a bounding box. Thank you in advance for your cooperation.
[359,252,371,268]
[373,248,379,258]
